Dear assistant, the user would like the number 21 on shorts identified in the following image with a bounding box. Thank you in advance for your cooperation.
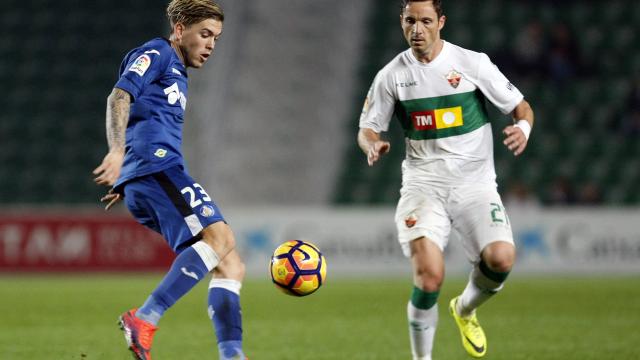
[490,202,510,225]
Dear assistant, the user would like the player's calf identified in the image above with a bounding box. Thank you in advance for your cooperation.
[136,241,221,327]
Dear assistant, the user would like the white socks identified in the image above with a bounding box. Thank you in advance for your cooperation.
[209,278,242,295]
[407,301,437,360]
[457,265,505,317]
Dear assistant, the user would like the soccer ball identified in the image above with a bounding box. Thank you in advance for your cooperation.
[270,240,327,296]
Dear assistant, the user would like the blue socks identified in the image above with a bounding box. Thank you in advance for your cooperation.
[136,242,219,325]
[208,279,244,360]
[132,241,245,359]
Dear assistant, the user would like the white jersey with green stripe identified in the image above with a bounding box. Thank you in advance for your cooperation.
[359,40,524,187]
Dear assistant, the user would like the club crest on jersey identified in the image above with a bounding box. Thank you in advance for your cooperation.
[200,205,215,217]
[361,96,370,116]
[129,54,151,76]
[446,70,462,88]
[405,213,418,228]
[361,85,373,118]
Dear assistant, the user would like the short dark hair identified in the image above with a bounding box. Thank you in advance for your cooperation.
[400,0,443,18]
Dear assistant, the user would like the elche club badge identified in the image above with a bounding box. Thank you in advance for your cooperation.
[446,69,462,88]
[405,213,418,228]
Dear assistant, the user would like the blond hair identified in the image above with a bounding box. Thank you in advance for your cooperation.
[166,0,224,28]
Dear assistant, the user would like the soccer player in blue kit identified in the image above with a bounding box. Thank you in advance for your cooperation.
[92,1,246,359]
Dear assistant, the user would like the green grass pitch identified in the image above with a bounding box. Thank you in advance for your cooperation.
[0,275,638,359]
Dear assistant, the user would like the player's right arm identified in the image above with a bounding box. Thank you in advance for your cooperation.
[104,87,131,157]
[358,69,396,167]
[358,128,390,166]
[93,87,131,208]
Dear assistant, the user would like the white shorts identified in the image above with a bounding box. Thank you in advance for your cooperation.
[395,184,514,262]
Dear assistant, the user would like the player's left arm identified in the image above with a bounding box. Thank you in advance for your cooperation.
[503,99,534,156]
[472,53,534,157]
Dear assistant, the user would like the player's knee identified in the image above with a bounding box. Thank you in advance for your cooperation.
[486,257,513,274]
[223,231,237,250]
[483,242,516,273]
[212,229,235,250]
[414,267,444,292]
[201,222,236,257]
[416,277,442,293]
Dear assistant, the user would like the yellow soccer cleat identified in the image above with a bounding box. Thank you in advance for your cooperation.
[449,297,487,358]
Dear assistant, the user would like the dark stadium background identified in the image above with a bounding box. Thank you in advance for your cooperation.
[1,0,638,205]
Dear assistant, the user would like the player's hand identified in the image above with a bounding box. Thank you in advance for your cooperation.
[503,125,528,156]
[367,141,390,166]
[93,150,124,186]
[100,188,122,211]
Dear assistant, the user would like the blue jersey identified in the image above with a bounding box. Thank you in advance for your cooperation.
[113,38,189,190]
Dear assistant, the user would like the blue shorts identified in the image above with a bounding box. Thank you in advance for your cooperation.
[122,166,225,253]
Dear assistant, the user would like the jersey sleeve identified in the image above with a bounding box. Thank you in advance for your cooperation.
[359,70,396,133]
[474,53,524,115]
[114,47,168,101]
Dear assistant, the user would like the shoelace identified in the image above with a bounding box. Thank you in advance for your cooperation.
[135,320,157,349]
[465,316,483,339]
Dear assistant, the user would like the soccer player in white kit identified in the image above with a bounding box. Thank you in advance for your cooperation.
[357,1,534,359]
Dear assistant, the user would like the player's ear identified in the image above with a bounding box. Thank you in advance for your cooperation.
[438,15,446,31]
[174,22,185,41]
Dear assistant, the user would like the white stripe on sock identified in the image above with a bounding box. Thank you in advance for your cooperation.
[192,241,220,271]
[209,278,242,295]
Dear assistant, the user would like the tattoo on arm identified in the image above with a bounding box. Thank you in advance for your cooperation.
[106,88,131,152]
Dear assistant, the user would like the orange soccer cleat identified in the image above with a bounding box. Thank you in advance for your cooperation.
[118,308,158,360]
